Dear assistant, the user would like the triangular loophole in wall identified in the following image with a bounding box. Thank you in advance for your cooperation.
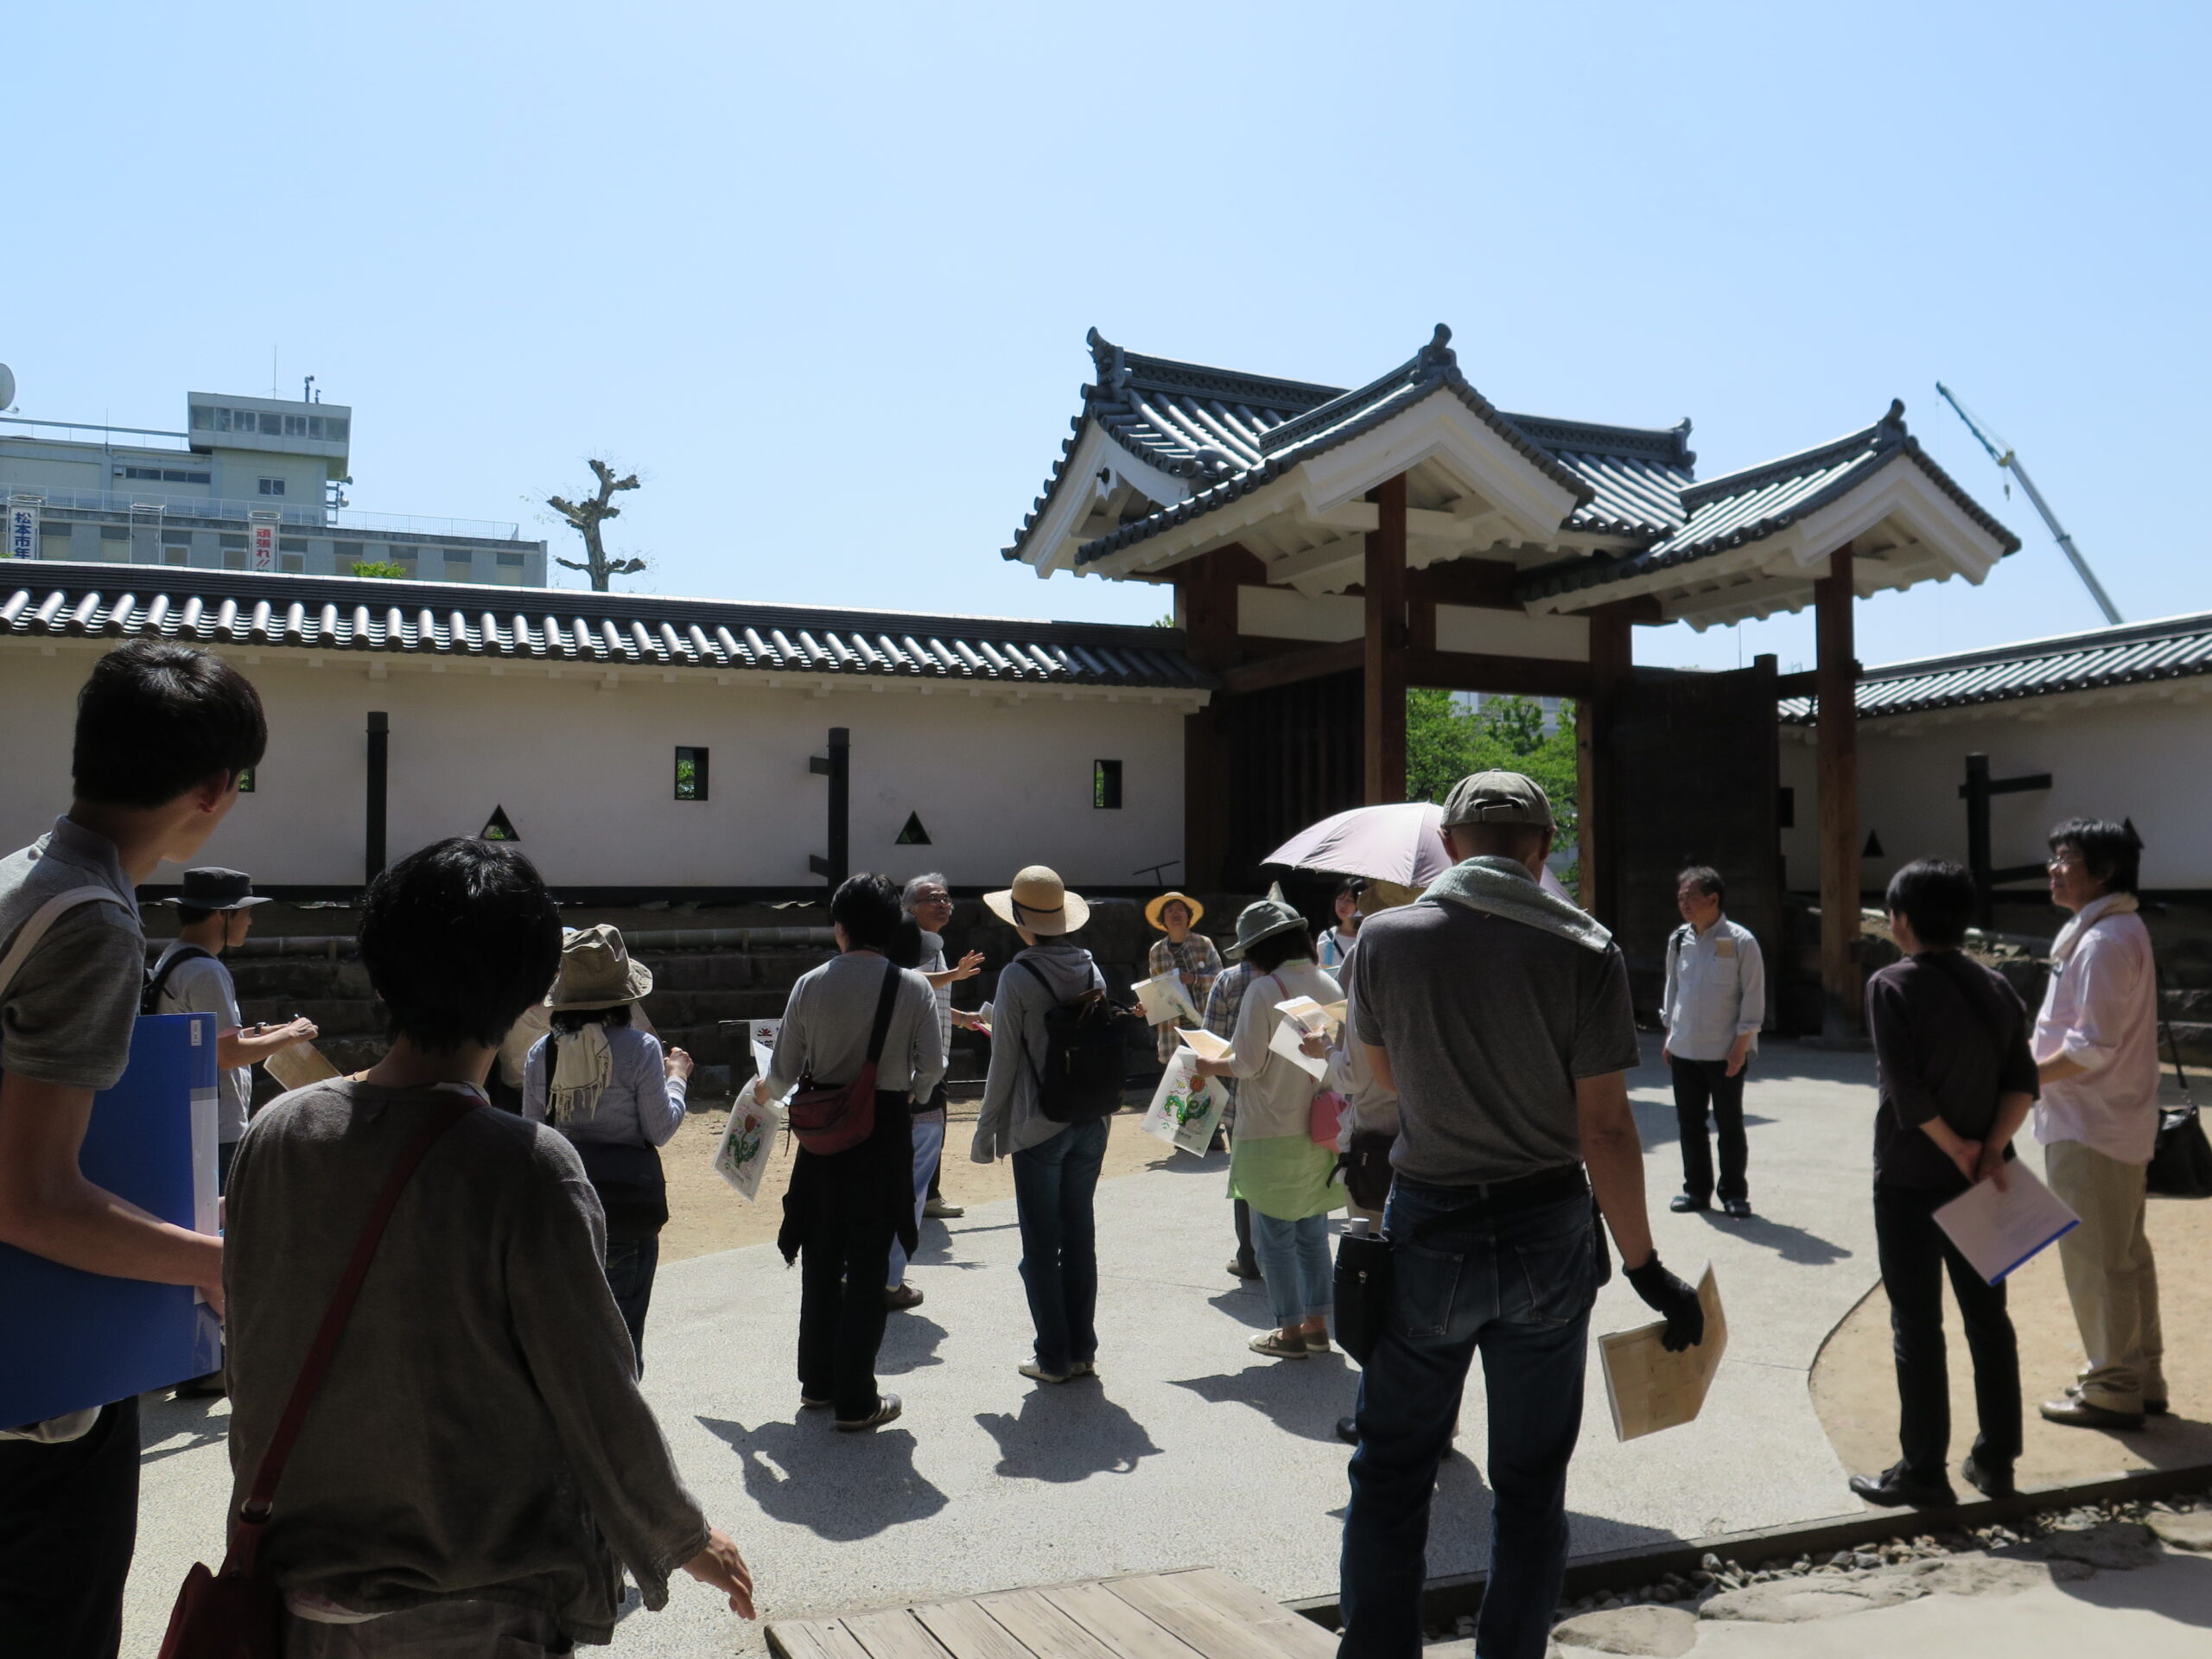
[1863,830,1885,858]
[481,804,520,842]
[895,811,931,846]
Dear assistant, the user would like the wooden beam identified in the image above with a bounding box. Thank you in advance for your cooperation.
[1773,661,1860,699]
[1580,604,1635,927]
[1220,639,1363,696]
[1815,546,1861,1036]
[1364,474,1409,804]
[1175,545,1249,672]
[1406,649,1592,699]
[1405,556,1522,611]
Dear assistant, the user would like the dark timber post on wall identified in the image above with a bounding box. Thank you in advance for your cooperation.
[808,727,850,887]
[1578,607,1634,927]
[1363,474,1409,804]
[1960,753,2053,931]
[1179,546,1245,891]
[1814,546,1861,1037]
[364,711,388,885]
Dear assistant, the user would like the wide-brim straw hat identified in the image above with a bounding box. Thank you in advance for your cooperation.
[1144,891,1205,931]
[547,922,654,1010]
[1224,896,1309,962]
[984,865,1091,936]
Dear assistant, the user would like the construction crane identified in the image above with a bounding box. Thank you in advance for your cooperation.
[1936,382,2122,625]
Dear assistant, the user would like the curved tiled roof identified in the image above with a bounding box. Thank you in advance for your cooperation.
[1503,413,1695,537]
[0,565,1213,692]
[1779,612,2212,723]
[1515,403,2022,603]
[1065,327,1594,568]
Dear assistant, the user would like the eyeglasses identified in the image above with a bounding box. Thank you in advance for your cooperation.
[2047,853,2084,872]
[913,892,952,906]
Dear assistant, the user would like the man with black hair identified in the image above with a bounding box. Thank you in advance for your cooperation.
[2031,817,2167,1431]
[0,640,264,1659]
[224,838,754,1649]
[1339,772,1701,1659]
[759,873,944,1433]
[1661,864,1764,1218]
[1849,858,2037,1509]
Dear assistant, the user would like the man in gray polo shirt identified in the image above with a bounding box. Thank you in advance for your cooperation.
[1338,772,1704,1659]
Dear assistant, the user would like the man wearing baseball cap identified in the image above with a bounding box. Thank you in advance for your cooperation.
[1338,772,1704,1659]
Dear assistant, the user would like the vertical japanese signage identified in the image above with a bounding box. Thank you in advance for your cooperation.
[250,521,277,571]
[6,502,35,560]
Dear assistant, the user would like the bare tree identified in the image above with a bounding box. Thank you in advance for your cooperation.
[548,459,646,591]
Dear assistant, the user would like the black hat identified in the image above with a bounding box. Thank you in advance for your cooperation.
[162,868,272,912]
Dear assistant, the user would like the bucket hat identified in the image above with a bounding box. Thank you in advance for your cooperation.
[1143,891,1205,931]
[984,865,1090,936]
[161,868,272,911]
[1224,895,1308,962]
[547,923,654,1010]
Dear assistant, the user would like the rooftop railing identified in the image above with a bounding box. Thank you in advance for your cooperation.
[3,486,528,543]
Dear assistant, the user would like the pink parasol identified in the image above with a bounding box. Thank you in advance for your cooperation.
[1264,801,1576,902]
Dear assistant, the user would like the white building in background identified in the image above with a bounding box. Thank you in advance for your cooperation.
[1,382,547,585]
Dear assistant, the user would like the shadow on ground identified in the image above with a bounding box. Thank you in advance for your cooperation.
[138,1393,231,1466]
[972,1382,1163,1480]
[696,1416,949,1541]
[2061,1548,2212,1628]
[1171,1354,1363,1445]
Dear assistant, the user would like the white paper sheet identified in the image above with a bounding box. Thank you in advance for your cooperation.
[1935,1164,2081,1284]
[713,1098,783,1202]
[1599,1263,1726,1440]
[1173,1027,1231,1062]
[1134,969,1200,1027]
[1141,1050,1224,1156]
[1266,995,1337,1079]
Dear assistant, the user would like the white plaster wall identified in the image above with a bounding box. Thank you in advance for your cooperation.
[0,646,1189,891]
[1779,691,2212,893]
[1433,604,1588,661]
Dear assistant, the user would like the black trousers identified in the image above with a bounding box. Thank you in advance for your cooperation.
[797,1187,897,1421]
[1671,1055,1749,1203]
[1874,1182,2023,1478]
[1233,1197,1257,1274]
[0,1395,139,1659]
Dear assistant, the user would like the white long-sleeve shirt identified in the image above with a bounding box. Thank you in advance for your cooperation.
[1660,916,1764,1063]
[1220,960,1343,1141]
[2033,896,2161,1164]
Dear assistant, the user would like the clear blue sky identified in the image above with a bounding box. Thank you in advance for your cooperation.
[10,2,2206,674]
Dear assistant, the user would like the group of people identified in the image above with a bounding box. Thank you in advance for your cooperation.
[0,638,2183,1659]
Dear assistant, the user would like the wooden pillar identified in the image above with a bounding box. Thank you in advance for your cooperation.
[1180,550,1243,892]
[364,710,389,886]
[1363,474,1408,804]
[1577,607,1632,925]
[1815,544,1861,1035]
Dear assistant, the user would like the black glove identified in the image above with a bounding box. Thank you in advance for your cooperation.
[1624,1252,1705,1352]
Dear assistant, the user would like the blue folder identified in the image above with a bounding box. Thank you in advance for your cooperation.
[0,1013,223,1427]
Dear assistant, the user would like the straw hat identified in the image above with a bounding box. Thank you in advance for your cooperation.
[1144,891,1205,931]
[1223,896,1308,962]
[984,865,1090,936]
[546,923,654,1010]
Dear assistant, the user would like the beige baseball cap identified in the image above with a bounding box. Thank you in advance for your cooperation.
[1440,770,1555,830]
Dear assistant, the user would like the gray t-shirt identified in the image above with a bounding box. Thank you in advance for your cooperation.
[1349,898,1639,1185]
[0,817,145,1092]
[761,951,945,1103]
[151,945,252,1142]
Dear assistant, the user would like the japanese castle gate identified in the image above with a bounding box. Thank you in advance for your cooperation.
[1005,326,2019,1030]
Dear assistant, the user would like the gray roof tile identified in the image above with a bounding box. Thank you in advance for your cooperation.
[1779,611,2212,722]
[1,564,1212,693]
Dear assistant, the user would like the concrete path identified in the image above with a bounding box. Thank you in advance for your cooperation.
[125,1038,1886,1656]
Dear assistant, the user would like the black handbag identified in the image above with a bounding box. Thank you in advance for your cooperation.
[2147,1008,2212,1200]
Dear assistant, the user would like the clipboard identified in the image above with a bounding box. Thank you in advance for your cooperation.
[1597,1263,1726,1441]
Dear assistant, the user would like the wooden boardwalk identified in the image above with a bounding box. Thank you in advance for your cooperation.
[766,1567,1338,1659]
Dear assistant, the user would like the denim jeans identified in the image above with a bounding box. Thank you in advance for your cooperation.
[1340,1179,1597,1659]
[1011,1116,1109,1373]
[1250,1210,1334,1328]
[603,1234,660,1376]
[1671,1056,1748,1204]
[887,1109,947,1287]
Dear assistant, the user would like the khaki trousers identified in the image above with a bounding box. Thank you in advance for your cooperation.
[2044,1138,2166,1412]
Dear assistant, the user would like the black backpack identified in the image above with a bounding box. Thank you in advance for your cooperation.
[142,944,215,1015]
[1010,958,1140,1123]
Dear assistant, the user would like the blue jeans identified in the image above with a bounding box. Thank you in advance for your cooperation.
[1250,1210,1334,1328]
[1011,1117,1109,1373]
[603,1234,659,1376]
[1340,1179,1597,1659]
[887,1109,947,1287]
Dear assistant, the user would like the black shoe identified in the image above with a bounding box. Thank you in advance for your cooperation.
[2147,1398,2171,1416]
[1849,1462,1957,1509]
[1336,1417,1359,1447]
[1669,1194,1709,1213]
[1961,1452,2016,1498]
[2039,1395,2145,1431]
[1721,1198,1752,1219]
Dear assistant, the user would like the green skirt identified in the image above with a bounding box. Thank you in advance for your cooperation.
[1230,1132,1340,1222]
